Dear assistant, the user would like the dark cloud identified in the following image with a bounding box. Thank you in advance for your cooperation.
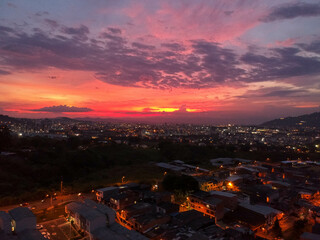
[31,105,92,112]
[0,24,320,89]
[0,26,15,34]
[240,47,320,82]
[44,19,59,28]
[35,11,49,17]
[132,42,155,50]
[0,69,11,75]
[108,27,122,34]
[262,2,320,22]
[100,32,126,43]
[237,87,316,100]
[61,25,89,41]
[7,3,17,8]
[224,11,234,16]
[161,43,185,51]
[298,40,320,54]
[262,89,308,97]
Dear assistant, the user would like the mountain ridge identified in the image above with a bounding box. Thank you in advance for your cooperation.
[261,112,320,128]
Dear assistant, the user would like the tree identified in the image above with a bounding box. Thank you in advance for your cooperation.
[162,174,199,193]
[273,218,282,238]
[0,125,11,149]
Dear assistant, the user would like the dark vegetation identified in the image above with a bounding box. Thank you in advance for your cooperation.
[162,174,199,193]
[273,218,282,238]
[162,174,199,204]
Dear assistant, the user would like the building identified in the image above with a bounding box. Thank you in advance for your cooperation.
[9,207,36,234]
[117,203,154,230]
[96,186,119,202]
[300,232,320,240]
[0,211,12,235]
[194,175,223,192]
[109,191,140,210]
[210,191,238,210]
[238,203,283,226]
[130,213,171,233]
[187,191,224,221]
[240,185,279,204]
[66,202,107,232]
[65,200,147,240]
[156,202,179,214]
[0,207,45,240]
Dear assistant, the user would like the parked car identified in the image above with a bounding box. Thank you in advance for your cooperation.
[36,224,43,230]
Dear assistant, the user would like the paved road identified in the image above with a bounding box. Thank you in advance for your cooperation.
[0,192,96,212]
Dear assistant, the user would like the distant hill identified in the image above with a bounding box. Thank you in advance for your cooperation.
[261,112,320,128]
[0,114,124,124]
[0,114,81,124]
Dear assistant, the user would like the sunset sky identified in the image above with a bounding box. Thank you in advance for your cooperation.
[0,0,320,124]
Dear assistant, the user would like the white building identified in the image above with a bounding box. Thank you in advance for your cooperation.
[65,200,147,240]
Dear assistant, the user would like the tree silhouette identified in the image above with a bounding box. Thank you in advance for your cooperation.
[0,125,11,150]
[273,218,282,238]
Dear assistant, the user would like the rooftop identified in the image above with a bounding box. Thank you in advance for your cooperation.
[96,186,119,192]
[226,175,242,182]
[239,203,281,217]
[210,191,237,198]
[300,232,320,240]
[155,162,186,172]
[204,197,222,206]
[9,207,35,222]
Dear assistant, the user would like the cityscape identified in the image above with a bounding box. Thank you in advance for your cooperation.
[1,1,320,240]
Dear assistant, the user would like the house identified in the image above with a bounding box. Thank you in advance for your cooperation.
[187,191,224,221]
[155,162,186,173]
[194,175,223,192]
[156,202,179,214]
[267,180,290,189]
[235,166,259,176]
[0,211,12,235]
[223,203,282,231]
[117,203,154,229]
[65,200,147,240]
[210,158,252,167]
[66,202,106,232]
[96,186,119,202]
[213,170,231,180]
[130,213,171,233]
[109,191,139,210]
[300,232,320,240]
[9,207,36,234]
[142,191,172,204]
[210,191,238,210]
[90,224,148,240]
[226,175,243,185]
[0,207,45,240]
[240,185,279,204]
[238,203,283,226]
[116,202,171,233]
[84,199,116,225]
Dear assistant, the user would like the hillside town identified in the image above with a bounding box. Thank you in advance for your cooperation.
[1,156,320,240]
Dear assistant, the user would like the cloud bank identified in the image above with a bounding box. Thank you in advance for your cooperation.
[31,105,93,113]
